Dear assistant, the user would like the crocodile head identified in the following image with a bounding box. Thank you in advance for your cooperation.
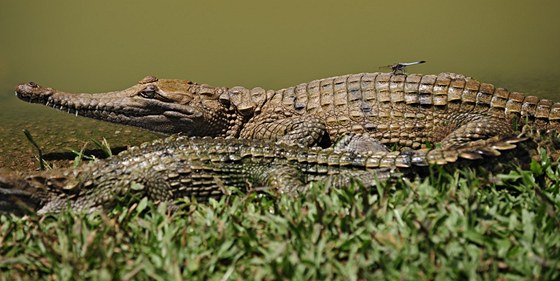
[15,76,238,136]
[0,169,92,215]
[0,169,48,215]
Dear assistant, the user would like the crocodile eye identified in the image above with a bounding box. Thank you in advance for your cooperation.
[27,82,39,88]
[139,85,157,98]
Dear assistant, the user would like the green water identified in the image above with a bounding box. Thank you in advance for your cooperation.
[1,0,559,172]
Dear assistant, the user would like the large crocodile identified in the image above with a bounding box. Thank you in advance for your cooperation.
[0,135,526,215]
[16,72,560,150]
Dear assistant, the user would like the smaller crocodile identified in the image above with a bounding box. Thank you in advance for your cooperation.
[0,135,526,215]
[15,72,560,150]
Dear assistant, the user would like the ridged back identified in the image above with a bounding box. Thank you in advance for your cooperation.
[264,72,560,131]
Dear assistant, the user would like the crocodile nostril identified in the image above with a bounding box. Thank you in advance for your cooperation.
[27,82,39,88]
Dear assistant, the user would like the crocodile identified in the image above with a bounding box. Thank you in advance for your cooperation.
[0,135,526,215]
[16,72,560,150]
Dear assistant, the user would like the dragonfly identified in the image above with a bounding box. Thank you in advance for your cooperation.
[380,60,426,74]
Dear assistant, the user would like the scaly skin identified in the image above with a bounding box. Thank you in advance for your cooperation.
[15,72,560,150]
[0,135,526,214]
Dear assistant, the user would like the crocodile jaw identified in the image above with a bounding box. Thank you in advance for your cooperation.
[15,81,232,136]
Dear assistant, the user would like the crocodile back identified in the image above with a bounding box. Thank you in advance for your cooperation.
[259,72,560,147]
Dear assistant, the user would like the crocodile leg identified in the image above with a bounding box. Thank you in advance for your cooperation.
[440,115,514,149]
[255,164,306,195]
[239,115,329,147]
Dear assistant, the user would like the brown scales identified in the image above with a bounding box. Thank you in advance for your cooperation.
[16,72,560,153]
[6,71,560,214]
[0,135,529,214]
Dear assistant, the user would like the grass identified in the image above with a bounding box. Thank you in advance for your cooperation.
[1,160,559,280]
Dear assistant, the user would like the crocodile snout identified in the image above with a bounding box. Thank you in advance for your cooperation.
[16,82,40,94]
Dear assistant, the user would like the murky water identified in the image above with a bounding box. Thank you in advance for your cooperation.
[1,1,559,173]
